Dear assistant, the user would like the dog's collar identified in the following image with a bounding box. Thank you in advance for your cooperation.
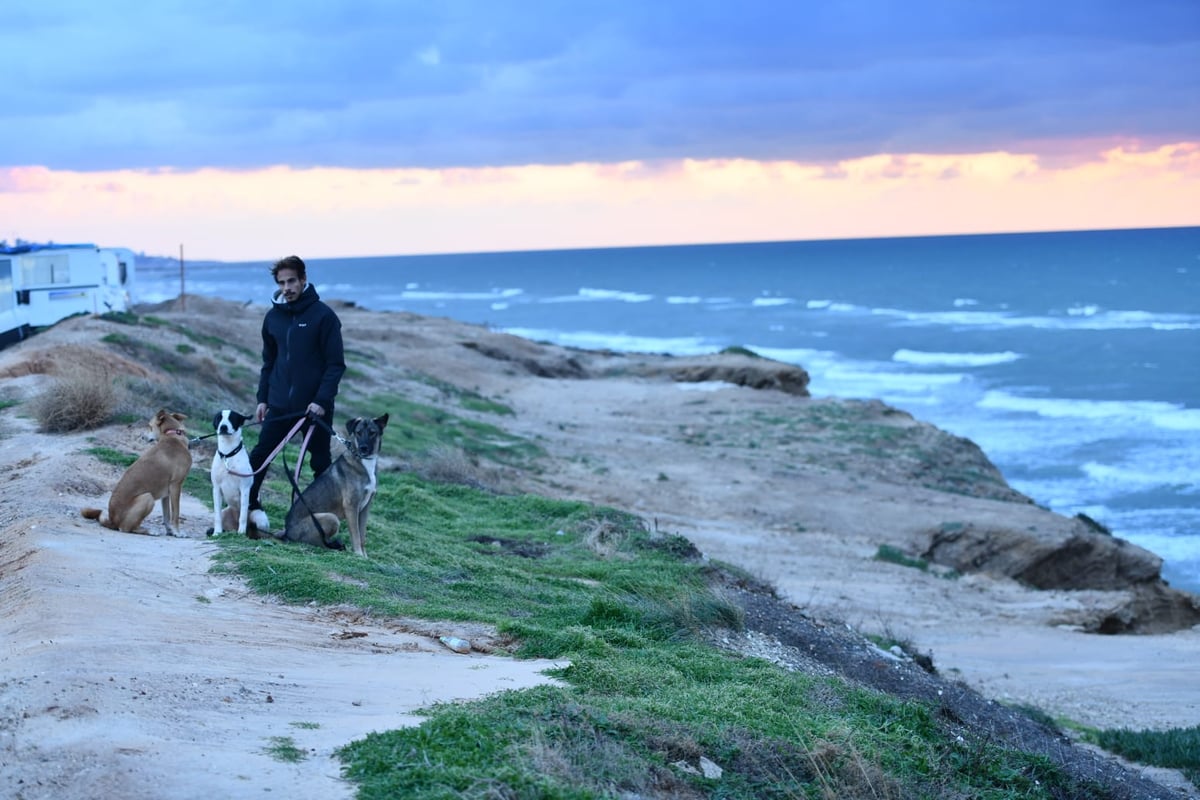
[164,428,187,437]
[219,442,244,459]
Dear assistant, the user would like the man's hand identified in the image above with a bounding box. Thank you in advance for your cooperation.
[306,402,326,418]
[255,402,268,423]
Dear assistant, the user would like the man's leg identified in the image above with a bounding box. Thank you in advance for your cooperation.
[248,415,291,509]
[307,420,333,479]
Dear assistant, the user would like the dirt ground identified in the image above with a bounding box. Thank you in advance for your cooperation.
[1,298,1197,799]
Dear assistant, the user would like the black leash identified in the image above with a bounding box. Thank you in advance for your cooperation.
[188,409,308,446]
[278,412,345,551]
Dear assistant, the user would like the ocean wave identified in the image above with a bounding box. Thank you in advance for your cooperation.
[1081,461,1200,493]
[498,327,714,355]
[542,288,654,304]
[751,297,795,307]
[397,288,524,302]
[870,306,1200,331]
[892,349,1022,368]
[978,391,1200,431]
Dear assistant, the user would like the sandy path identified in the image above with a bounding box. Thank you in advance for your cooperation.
[0,460,563,800]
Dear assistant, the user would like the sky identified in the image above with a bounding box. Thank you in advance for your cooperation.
[1,1,1198,261]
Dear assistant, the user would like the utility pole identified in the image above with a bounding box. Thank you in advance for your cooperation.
[179,244,185,311]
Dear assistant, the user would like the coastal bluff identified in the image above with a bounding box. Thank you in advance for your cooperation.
[2,295,1199,741]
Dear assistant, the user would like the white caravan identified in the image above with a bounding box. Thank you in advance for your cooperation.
[0,244,136,347]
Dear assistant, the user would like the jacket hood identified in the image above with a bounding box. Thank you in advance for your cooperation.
[271,282,320,311]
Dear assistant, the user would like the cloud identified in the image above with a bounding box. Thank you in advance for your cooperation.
[1,1,1197,172]
[3,143,1195,260]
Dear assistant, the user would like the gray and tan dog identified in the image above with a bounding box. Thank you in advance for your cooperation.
[281,413,389,556]
[82,409,192,536]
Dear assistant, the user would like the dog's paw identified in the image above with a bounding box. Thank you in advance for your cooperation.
[249,509,270,531]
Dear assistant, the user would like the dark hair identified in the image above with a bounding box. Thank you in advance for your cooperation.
[271,255,307,280]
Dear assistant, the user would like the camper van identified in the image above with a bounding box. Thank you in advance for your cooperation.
[0,244,136,347]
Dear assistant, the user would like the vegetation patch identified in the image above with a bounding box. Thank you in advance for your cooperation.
[1085,726,1200,787]
[209,472,1121,799]
[359,394,541,467]
[262,736,307,763]
[33,366,118,432]
[875,544,929,572]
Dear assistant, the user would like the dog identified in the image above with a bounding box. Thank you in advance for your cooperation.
[280,414,389,556]
[82,409,192,536]
[208,409,269,537]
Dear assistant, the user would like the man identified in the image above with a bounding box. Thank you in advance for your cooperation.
[247,255,346,515]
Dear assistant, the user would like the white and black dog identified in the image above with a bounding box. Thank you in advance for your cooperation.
[209,410,269,536]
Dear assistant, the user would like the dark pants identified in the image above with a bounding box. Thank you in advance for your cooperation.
[248,409,334,509]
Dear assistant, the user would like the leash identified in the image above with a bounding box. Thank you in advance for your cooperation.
[279,432,344,550]
[219,415,309,478]
[188,410,307,447]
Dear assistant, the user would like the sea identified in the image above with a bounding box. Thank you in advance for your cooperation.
[135,226,1200,594]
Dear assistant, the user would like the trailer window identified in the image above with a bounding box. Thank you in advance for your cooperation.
[0,259,13,312]
[23,255,70,285]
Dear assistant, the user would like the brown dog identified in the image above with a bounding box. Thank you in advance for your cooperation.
[81,409,192,536]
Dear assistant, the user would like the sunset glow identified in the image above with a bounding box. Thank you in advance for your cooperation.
[3,143,1196,261]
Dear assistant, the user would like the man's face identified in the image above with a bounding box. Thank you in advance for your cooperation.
[275,268,306,302]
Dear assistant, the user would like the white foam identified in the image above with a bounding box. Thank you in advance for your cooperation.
[498,327,713,356]
[892,349,1023,368]
[872,306,1200,331]
[400,288,523,301]
[676,382,730,392]
[978,391,1199,431]
[751,297,795,307]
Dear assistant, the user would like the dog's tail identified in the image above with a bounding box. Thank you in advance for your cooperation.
[80,508,117,530]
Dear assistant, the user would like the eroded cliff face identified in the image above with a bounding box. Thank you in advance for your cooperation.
[449,325,1197,634]
[922,519,1200,633]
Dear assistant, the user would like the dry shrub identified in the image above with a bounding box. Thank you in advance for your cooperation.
[412,446,491,489]
[582,517,625,558]
[0,344,151,381]
[33,364,119,432]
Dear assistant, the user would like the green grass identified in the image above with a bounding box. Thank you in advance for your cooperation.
[1084,726,1200,786]
[262,736,308,763]
[359,394,541,467]
[874,544,929,572]
[208,472,1122,799]
[719,345,762,358]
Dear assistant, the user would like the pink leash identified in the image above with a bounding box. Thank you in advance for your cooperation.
[223,416,309,478]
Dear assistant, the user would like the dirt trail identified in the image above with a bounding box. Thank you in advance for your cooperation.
[0,422,563,800]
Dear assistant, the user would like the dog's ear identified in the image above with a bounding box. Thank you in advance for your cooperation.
[345,418,360,436]
[212,412,222,430]
[374,413,389,430]
[229,410,246,428]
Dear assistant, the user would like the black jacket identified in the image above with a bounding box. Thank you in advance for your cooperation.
[256,283,345,414]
